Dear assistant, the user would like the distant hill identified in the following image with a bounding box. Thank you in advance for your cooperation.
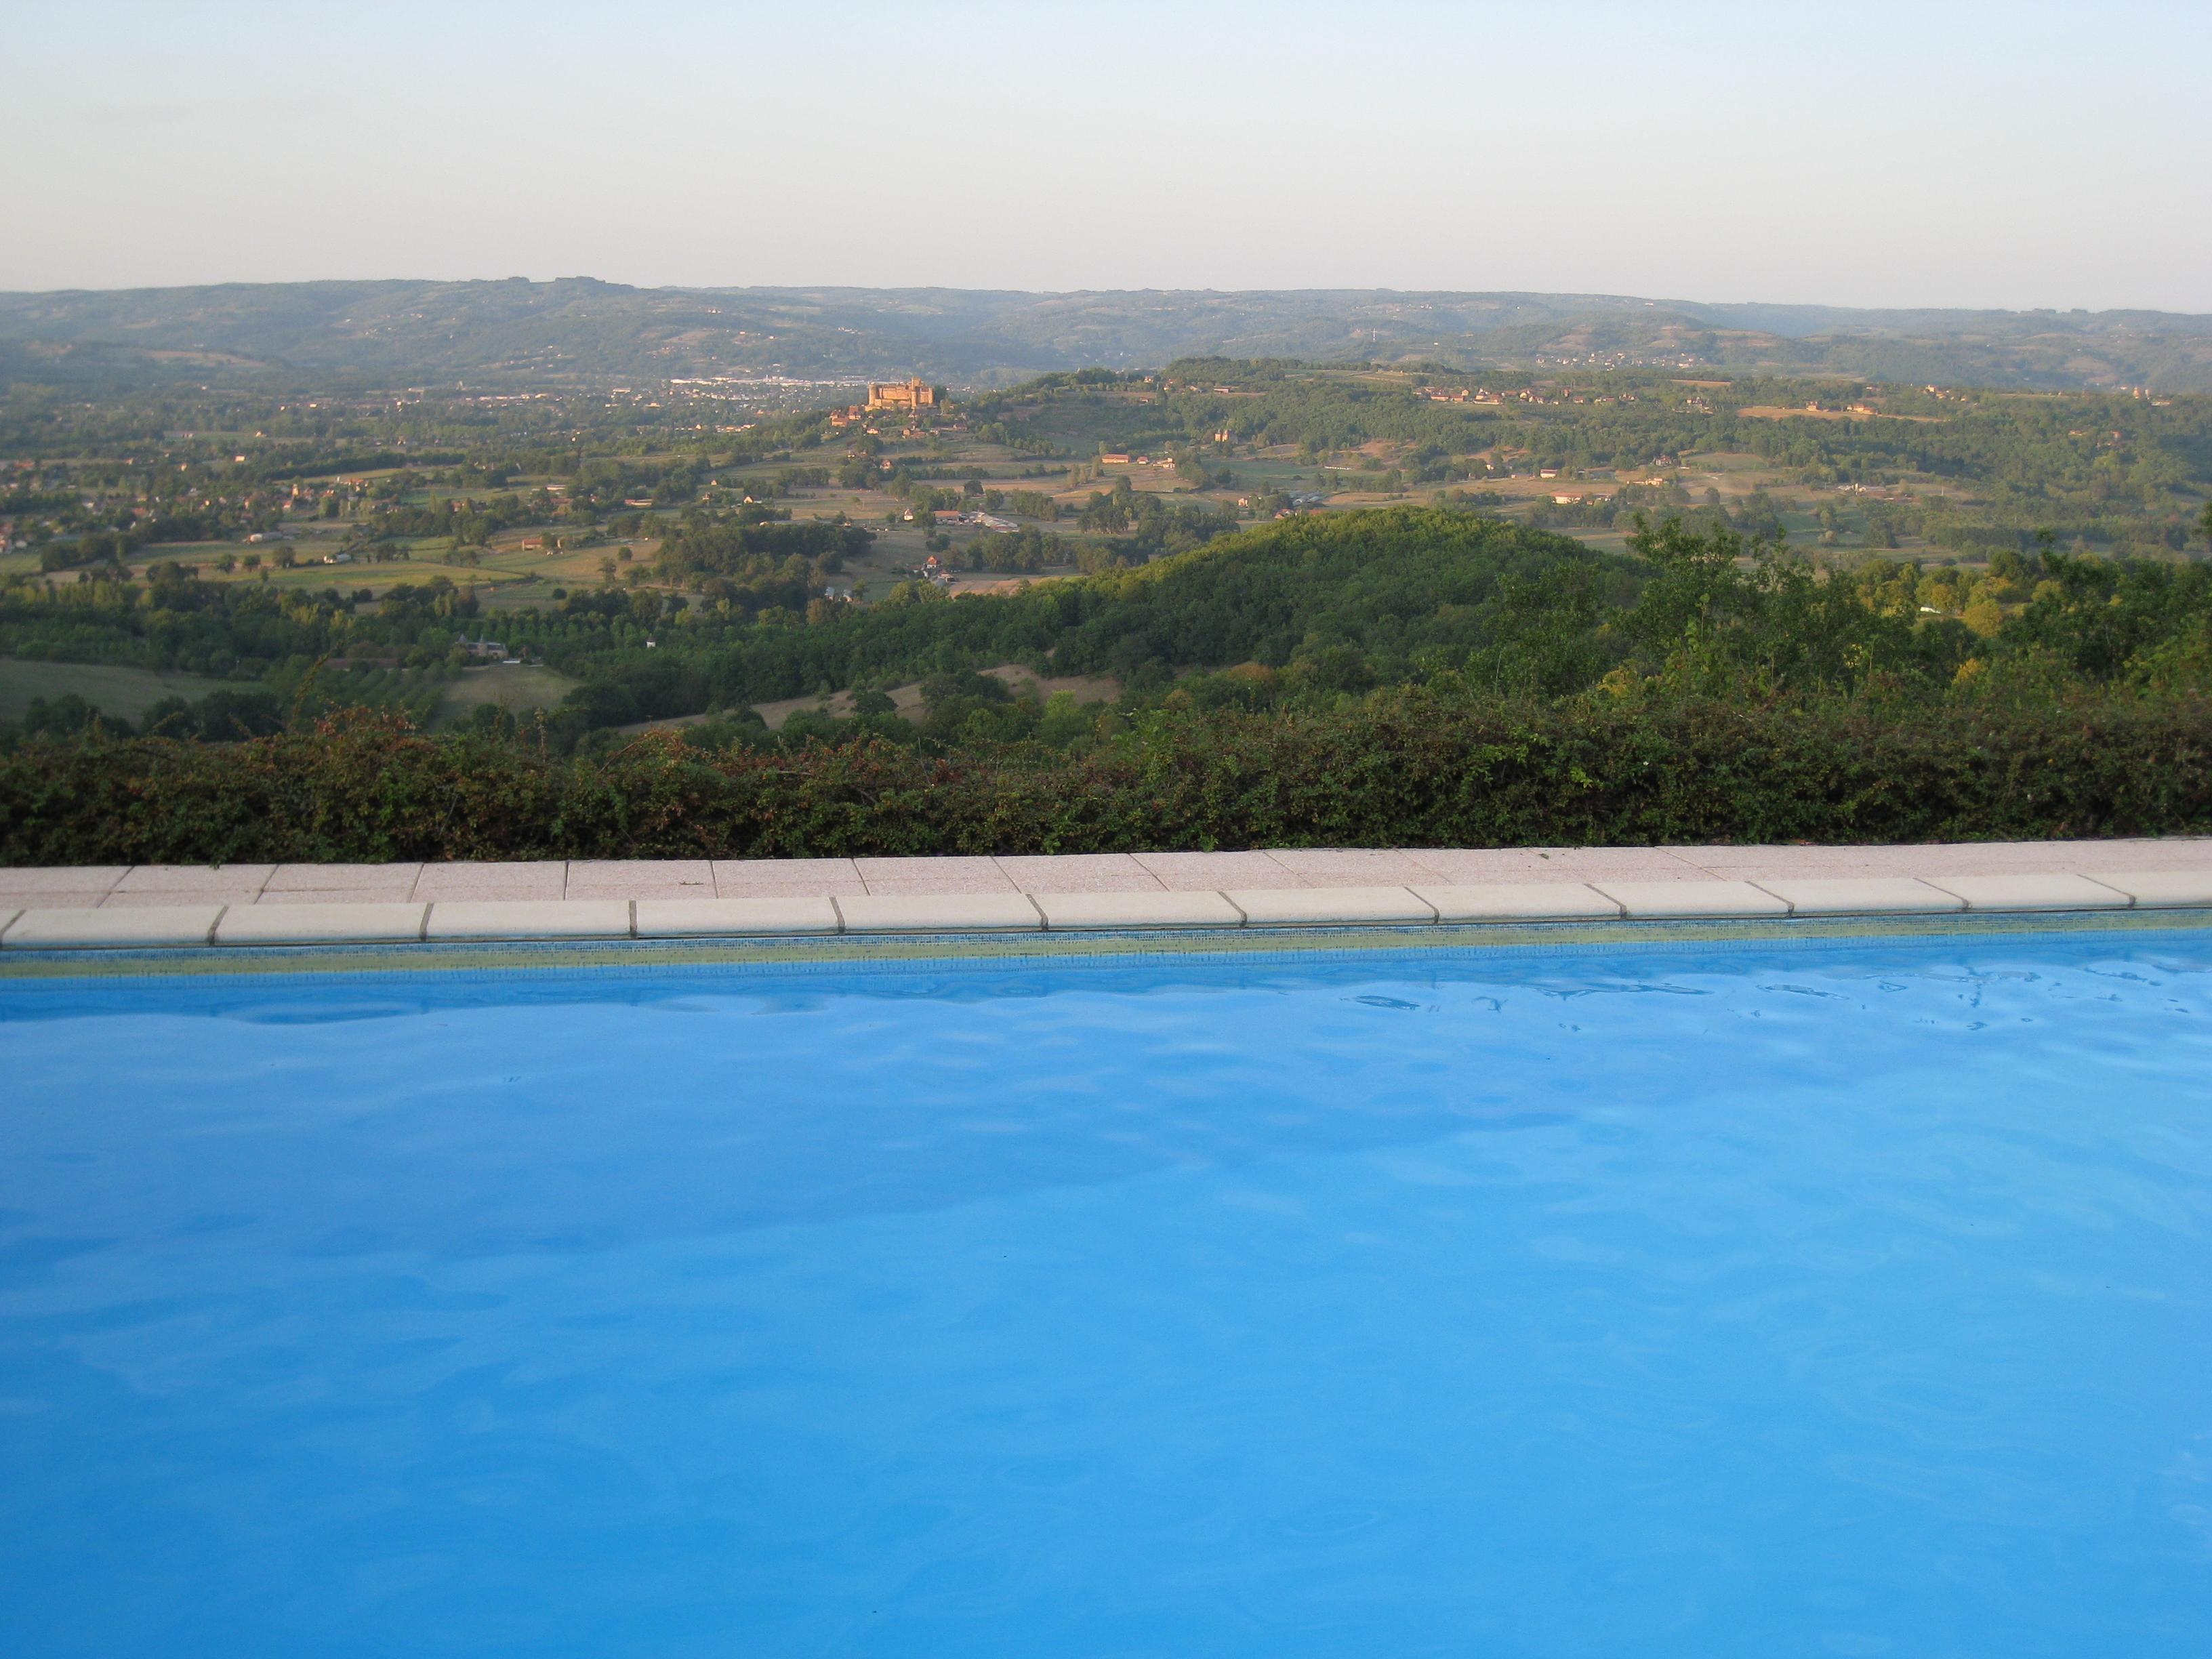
[4,279,2211,392]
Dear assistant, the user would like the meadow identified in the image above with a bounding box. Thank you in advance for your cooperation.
[0,657,260,724]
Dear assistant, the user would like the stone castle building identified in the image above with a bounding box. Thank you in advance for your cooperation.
[865,377,939,413]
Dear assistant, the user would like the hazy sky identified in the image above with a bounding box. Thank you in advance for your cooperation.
[8,0,2210,310]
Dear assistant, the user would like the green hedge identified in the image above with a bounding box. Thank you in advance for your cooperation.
[3,697,2209,865]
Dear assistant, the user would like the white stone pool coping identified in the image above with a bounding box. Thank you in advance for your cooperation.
[4,842,2212,950]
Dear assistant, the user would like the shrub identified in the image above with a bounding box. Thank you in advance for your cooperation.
[3,697,2207,865]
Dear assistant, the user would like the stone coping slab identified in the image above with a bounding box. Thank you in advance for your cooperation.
[1413,883,1622,922]
[1593,881,1792,920]
[1031,890,1245,930]
[838,893,1043,933]
[1227,886,1439,926]
[2090,870,2212,907]
[1923,874,2131,912]
[6,905,225,948]
[1748,878,1966,916]
[0,867,131,893]
[111,864,275,894]
[262,863,422,895]
[424,900,634,942]
[634,897,840,937]
[215,903,429,945]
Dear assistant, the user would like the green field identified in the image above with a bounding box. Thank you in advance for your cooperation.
[0,655,578,731]
[0,658,262,723]
[432,663,579,726]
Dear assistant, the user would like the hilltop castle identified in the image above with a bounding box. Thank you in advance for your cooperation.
[865,377,938,413]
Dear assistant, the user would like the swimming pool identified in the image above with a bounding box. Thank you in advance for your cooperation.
[3,929,2209,1656]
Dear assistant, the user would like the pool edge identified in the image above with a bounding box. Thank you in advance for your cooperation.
[5,905,2211,981]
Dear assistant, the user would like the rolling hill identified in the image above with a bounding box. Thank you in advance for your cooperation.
[4,281,2211,392]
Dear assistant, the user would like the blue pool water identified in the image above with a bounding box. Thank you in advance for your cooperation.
[3,932,2210,1657]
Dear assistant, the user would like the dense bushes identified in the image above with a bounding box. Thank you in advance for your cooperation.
[5,696,2207,865]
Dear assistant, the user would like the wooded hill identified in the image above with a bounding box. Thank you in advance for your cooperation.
[7,282,2212,390]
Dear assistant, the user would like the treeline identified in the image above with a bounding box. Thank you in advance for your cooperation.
[0,568,485,680]
[15,659,447,746]
[39,509,238,571]
[364,491,544,546]
[13,689,285,744]
[655,516,874,604]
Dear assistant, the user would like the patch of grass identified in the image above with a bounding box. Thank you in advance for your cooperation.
[0,657,262,723]
[433,663,579,726]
